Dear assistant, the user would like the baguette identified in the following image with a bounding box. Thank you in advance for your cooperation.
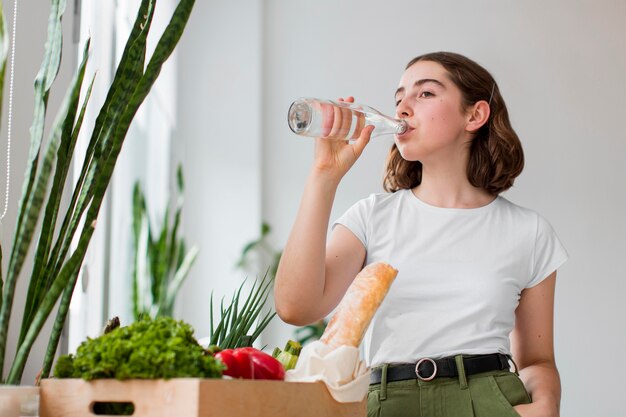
[320,262,398,348]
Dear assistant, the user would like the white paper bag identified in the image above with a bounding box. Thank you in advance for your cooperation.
[285,341,370,403]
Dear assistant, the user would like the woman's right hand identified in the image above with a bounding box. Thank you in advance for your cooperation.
[312,96,374,182]
[276,96,372,325]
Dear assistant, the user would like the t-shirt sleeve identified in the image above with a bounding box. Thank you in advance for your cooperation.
[526,214,569,288]
[331,195,374,249]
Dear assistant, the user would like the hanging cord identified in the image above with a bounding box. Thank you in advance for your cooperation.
[1,0,18,223]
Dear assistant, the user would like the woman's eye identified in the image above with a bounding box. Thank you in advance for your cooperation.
[419,91,434,98]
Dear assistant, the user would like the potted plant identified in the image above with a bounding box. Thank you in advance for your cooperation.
[0,0,195,413]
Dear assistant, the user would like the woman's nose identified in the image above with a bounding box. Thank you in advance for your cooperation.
[395,100,412,118]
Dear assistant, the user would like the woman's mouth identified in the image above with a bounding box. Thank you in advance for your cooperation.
[396,126,414,140]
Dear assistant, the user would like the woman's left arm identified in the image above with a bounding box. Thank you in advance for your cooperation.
[511,271,561,417]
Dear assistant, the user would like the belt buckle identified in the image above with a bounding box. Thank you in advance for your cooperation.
[415,358,437,381]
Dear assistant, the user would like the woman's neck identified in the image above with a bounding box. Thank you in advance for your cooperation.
[412,162,495,209]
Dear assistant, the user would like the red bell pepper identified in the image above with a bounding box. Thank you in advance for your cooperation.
[239,347,285,380]
[214,348,254,379]
[214,347,285,380]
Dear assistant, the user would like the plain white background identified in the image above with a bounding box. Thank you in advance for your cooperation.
[2,1,624,416]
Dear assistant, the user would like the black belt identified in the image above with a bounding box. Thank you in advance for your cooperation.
[370,353,511,384]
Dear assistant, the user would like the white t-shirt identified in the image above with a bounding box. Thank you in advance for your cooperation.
[333,189,568,367]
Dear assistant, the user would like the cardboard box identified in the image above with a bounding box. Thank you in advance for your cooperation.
[39,378,367,417]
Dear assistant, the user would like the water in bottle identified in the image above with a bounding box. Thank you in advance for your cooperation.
[288,97,407,140]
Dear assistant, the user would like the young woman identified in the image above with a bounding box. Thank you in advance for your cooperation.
[274,52,568,417]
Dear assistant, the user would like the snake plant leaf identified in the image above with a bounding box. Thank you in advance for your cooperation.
[0,0,9,118]
[125,1,197,322]
[7,222,89,384]
[0,245,3,323]
[0,0,67,372]
[39,267,79,380]
[0,0,10,316]
[20,38,91,346]
[8,0,65,275]
[161,245,198,316]
[1,0,196,384]
[41,73,96,380]
[209,290,215,341]
[46,0,156,286]
[176,163,184,193]
[111,0,195,147]
[131,167,195,320]
[137,216,152,318]
[153,208,170,302]
[99,0,194,211]
[48,0,153,325]
[8,34,91,380]
[167,166,184,277]
[132,182,146,319]
[88,0,154,163]
[167,209,181,278]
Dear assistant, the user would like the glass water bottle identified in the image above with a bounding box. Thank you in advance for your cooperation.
[287,97,407,140]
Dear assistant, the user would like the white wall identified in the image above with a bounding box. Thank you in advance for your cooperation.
[260,1,625,417]
[175,0,263,337]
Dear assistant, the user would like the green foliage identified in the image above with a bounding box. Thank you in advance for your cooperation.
[0,0,195,384]
[54,317,224,380]
[294,319,328,346]
[236,222,282,278]
[0,0,8,117]
[132,164,198,320]
[209,272,276,349]
[236,223,324,345]
[52,353,74,378]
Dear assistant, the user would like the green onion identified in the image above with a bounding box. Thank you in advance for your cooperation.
[208,271,276,349]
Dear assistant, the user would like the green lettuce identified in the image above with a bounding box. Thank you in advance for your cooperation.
[54,317,224,380]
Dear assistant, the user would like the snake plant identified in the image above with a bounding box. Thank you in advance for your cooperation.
[132,164,199,320]
[0,0,195,384]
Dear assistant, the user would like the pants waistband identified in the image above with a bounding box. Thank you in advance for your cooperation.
[370,353,511,385]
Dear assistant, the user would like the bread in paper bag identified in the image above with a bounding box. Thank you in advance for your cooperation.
[320,262,398,348]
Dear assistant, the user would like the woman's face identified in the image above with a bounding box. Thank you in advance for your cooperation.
[394,60,471,162]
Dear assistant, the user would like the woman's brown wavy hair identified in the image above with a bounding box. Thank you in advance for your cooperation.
[383,52,524,195]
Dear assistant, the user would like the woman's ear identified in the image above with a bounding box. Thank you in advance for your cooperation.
[465,100,490,133]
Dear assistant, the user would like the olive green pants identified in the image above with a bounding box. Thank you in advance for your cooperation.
[367,356,531,417]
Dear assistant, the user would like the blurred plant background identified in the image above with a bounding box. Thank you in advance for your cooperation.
[235,222,281,279]
[235,223,326,346]
[131,164,198,320]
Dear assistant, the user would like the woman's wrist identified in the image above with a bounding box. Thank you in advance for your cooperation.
[309,165,344,188]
